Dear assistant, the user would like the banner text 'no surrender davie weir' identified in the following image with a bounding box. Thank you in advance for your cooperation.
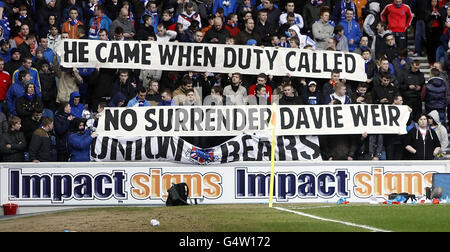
[56,40,368,82]
[96,105,411,137]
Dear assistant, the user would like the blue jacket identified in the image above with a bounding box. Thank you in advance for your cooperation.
[0,1,10,40]
[158,99,176,106]
[6,82,25,116]
[213,0,238,18]
[12,66,41,97]
[127,96,150,107]
[69,91,85,118]
[88,15,112,39]
[69,129,93,162]
[424,77,447,110]
[338,19,362,52]
[43,47,54,65]
[0,49,11,63]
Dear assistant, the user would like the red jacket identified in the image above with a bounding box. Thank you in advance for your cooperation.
[380,3,413,33]
[0,70,11,101]
[248,84,273,102]
[225,23,241,38]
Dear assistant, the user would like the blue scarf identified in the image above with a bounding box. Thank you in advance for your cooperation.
[340,0,356,21]
[69,18,78,26]
[26,93,35,100]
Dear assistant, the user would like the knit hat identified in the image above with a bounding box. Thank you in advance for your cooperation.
[35,46,45,55]
[10,48,20,56]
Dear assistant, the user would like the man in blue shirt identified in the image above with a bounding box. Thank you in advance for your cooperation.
[38,37,54,65]
[127,87,150,107]
[338,8,362,52]
[12,57,41,98]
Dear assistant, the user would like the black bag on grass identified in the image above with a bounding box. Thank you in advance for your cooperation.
[166,183,190,206]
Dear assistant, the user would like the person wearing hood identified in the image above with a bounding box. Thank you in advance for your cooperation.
[363,1,381,44]
[0,116,26,162]
[69,91,85,118]
[15,82,43,122]
[108,91,127,107]
[68,118,98,162]
[405,113,441,160]
[427,110,448,159]
[288,24,316,49]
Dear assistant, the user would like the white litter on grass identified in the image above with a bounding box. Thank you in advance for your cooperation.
[274,206,392,232]
[150,219,160,226]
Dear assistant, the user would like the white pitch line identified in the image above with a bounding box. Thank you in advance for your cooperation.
[288,205,336,210]
[274,206,392,232]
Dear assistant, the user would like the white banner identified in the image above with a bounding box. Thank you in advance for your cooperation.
[96,105,411,137]
[91,134,322,163]
[55,40,367,81]
[1,161,447,206]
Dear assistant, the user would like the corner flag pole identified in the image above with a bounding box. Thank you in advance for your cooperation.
[269,103,277,208]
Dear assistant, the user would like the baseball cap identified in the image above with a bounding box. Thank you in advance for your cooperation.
[308,81,317,86]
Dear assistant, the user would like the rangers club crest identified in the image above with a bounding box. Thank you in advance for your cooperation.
[187,147,216,165]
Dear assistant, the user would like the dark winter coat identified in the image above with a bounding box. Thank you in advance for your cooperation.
[399,68,425,101]
[21,116,41,144]
[204,26,230,44]
[279,95,304,105]
[404,125,441,160]
[302,88,323,105]
[422,77,448,110]
[39,71,57,105]
[371,82,398,104]
[320,134,359,160]
[54,111,71,154]
[0,129,26,162]
[28,127,52,162]
[111,78,139,103]
[15,94,44,121]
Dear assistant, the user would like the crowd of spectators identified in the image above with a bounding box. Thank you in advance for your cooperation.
[0,0,449,162]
